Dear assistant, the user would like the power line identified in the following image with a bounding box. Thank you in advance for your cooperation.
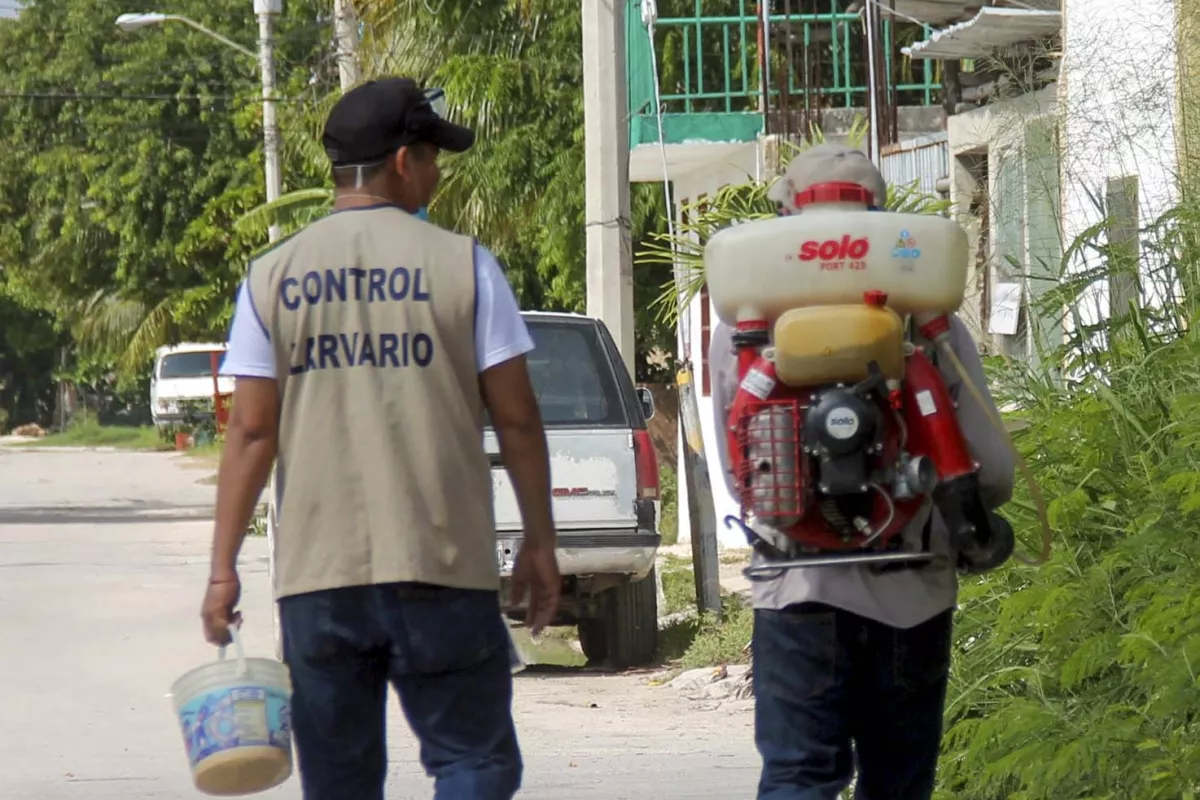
[0,91,307,102]
[0,91,240,101]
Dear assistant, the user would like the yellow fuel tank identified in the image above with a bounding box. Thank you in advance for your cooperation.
[771,304,905,386]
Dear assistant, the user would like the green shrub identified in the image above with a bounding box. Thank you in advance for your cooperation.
[935,199,1200,798]
[659,462,680,545]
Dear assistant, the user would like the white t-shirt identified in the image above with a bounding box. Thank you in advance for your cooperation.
[221,242,533,379]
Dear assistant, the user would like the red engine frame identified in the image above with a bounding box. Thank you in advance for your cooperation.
[726,324,977,554]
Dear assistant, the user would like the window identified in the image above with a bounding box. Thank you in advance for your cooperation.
[159,351,223,379]
[485,320,626,428]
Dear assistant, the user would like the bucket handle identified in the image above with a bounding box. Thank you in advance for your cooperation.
[217,623,249,679]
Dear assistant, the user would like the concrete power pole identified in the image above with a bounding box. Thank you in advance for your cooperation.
[333,0,361,91]
[582,0,635,377]
[255,0,283,243]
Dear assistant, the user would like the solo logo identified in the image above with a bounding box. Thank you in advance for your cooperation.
[798,235,869,270]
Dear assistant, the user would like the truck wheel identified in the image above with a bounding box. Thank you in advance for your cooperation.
[577,618,608,664]
[599,568,659,669]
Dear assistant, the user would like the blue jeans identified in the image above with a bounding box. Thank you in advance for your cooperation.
[278,583,522,800]
[753,603,953,800]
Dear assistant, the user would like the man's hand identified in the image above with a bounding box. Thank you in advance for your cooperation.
[203,376,277,647]
[201,574,243,646]
[510,542,560,636]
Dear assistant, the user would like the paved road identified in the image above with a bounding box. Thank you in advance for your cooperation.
[0,444,759,799]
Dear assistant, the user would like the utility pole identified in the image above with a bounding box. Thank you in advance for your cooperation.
[255,0,283,243]
[333,0,360,91]
[582,0,635,376]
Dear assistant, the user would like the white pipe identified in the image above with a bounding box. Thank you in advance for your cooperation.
[643,0,690,353]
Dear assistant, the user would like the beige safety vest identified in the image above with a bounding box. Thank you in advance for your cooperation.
[246,205,497,599]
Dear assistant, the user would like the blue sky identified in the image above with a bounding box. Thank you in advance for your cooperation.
[0,0,21,19]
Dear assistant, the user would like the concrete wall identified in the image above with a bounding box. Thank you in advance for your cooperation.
[947,86,1059,355]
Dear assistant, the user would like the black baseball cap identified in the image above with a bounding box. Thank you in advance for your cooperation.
[322,77,475,166]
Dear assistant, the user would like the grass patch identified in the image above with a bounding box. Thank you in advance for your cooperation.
[720,550,750,566]
[247,515,267,537]
[659,463,679,546]
[187,441,223,462]
[658,617,701,662]
[660,553,697,615]
[28,418,170,451]
[679,598,753,668]
[657,597,754,668]
[655,552,754,668]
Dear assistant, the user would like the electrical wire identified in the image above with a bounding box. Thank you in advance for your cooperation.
[641,0,690,356]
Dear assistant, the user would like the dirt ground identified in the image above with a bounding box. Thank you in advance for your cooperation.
[0,441,759,799]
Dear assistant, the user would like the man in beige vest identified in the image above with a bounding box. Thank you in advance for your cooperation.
[199,77,559,800]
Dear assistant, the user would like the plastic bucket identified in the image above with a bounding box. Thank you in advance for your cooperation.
[169,627,294,796]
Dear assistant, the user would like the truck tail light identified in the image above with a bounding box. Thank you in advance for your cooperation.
[633,430,660,501]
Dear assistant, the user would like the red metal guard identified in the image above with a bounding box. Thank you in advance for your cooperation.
[733,398,806,524]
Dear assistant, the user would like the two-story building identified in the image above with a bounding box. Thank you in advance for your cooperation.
[909,0,1192,365]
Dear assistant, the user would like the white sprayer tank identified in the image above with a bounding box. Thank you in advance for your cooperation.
[704,182,969,325]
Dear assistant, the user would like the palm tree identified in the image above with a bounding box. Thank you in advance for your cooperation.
[236,0,630,314]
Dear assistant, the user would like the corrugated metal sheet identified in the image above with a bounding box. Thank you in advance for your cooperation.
[881,132,949,198]
[877,0,978,26]
[904,8,1062,60]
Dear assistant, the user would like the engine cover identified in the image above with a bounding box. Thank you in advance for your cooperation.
[802,388,880,496]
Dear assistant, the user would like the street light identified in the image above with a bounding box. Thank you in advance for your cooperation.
[115,13,258,59]
[115,1,283,242]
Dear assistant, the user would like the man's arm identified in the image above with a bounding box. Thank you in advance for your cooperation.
[946,315,1016,508]
[202,282,279,645]
[472,243,551,547]
[480,358,554,548]
[210,379,279,578]
[473,244,558,632]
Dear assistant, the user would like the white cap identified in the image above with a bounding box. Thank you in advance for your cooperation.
[767,144,888,213]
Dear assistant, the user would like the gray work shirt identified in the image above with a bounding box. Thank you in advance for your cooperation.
[709,314,1015,629]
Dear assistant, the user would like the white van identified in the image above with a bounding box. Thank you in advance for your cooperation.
[150,343,235,430]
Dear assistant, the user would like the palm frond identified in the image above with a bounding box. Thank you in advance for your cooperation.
[234,188,334,240]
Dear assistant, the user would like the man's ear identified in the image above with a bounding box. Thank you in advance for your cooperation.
[391,147,409,177]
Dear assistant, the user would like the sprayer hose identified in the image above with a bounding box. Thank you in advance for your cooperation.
[938,339,1054,566]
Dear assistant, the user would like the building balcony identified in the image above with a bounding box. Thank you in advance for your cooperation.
[626,0,949,180]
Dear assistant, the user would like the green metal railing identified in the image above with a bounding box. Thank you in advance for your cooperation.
[628,0,939,121]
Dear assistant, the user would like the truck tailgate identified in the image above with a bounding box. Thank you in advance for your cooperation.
[486,428,637,532]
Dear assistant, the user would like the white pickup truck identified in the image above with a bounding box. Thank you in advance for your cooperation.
[489,312,662,669]
[266,312,663,669]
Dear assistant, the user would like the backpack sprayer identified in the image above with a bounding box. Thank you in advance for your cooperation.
[705,178,1053,578]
